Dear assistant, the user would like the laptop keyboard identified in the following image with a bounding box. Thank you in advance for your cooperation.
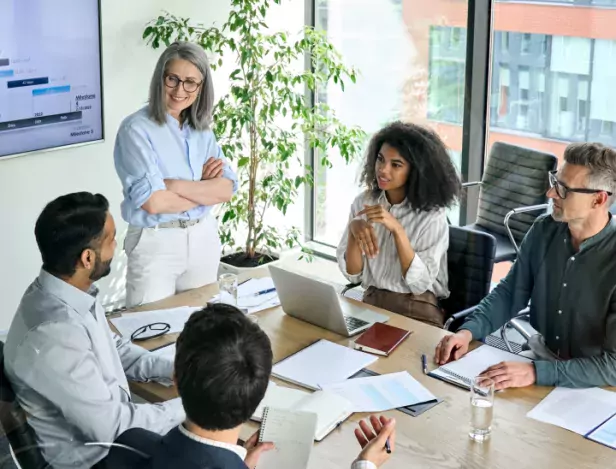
[345,316,370,332]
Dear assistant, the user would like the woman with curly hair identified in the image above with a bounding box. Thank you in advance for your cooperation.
[336,122,461,327]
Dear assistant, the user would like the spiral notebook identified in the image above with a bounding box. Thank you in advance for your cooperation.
[252,381,354,441]
[257,407,317,469]
[429,345,532,390]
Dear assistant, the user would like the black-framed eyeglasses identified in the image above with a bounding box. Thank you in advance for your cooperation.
[164,74,202,93]
[130,322,171,341]
[548,170,612,200]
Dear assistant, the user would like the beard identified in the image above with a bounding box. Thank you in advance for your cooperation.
[89,257,112,282]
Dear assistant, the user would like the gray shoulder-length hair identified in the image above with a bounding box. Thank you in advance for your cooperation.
[148,42,214,131]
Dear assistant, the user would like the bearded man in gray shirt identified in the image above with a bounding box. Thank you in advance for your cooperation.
[4,192,184,468]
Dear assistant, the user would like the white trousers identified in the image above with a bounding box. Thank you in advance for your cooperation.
[124,215,221,308]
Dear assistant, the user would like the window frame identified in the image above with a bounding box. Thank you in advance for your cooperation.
[304,0,492,255]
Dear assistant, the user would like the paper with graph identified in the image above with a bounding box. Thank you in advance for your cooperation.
[321,371,437,412]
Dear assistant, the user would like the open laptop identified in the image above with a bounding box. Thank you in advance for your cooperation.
[269,265,388,336]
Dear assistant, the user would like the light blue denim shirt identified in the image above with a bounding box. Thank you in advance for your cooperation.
[114,106,238,228]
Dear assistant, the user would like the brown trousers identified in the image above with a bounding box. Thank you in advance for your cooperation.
[363,286,445,328]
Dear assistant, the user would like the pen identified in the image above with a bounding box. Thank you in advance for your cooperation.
[421,354,428,375]
[385,437,391,454]
[251,287,276,297]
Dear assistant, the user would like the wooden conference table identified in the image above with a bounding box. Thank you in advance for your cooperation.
[120,259,614,469]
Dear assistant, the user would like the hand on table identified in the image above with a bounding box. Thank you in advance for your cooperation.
[479,361,536,390]
[434,330,472,365]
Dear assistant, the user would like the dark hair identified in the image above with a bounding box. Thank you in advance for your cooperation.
[34,192,109,277]
[360,121,461,211]
[175,303,273,431]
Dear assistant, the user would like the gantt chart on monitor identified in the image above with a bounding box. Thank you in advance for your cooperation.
[0,0,103,158]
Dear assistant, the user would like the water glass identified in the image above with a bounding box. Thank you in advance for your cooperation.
[469,376,495,442]
[218,273,238,306]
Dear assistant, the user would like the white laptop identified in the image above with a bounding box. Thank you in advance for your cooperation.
[269,265,388,336]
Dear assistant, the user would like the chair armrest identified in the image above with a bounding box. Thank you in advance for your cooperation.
[461,181,482,189]
[444,306,478,331]
[503,203,549,254]
[341,283,361,295]
[500,309,531,353]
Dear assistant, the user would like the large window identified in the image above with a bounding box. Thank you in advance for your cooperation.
[312,0,467,247]
[487,2,616,158]
[310,0,616,250]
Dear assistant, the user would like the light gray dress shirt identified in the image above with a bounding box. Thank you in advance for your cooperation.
[4,270,185,468]
[337,191,450,298]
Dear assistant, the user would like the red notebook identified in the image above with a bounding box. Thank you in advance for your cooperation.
[353,322,412,356]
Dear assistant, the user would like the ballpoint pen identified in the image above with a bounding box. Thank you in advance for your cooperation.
[421,353,428,375]
[385,437,391,454]
[250,287,276,297]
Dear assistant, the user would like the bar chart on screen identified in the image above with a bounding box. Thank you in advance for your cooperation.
[0,0,103,158]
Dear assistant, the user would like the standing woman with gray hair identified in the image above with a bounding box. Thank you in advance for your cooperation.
[114,42,238,307]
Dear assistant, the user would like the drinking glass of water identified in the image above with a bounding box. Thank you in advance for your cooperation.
[469,376,495,442]
[218,273,238,306]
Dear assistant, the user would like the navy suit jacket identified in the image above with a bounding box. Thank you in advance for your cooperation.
[104,426,248,469]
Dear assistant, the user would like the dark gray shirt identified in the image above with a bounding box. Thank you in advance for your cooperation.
[460,214,616,387]
[4,270,184,468]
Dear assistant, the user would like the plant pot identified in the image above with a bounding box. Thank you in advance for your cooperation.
[218,251,280,276]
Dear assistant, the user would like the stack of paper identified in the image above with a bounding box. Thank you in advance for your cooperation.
[322,371,437,412]
[210,277,280,314]
[272,339,377,391]
[110,306,201,338]
[527,387,616,436]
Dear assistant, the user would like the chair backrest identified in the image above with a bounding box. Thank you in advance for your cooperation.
[441,226,497,317]
[0,341,49,469]
[476,141,557,243]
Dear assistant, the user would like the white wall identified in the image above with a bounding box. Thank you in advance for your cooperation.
[0,0,231,330]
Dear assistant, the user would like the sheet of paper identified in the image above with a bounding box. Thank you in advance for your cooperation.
[272,339,378,390]
[437,345,532,383]
[588,414,616,448]
[257,407,317,469]
[210,277,280,314]
[527,387,616,435]
[110,306,201,339]
[149,343,176,359]
[322,372,436,412]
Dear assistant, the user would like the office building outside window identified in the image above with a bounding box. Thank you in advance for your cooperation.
[312,0,616,248]
[312,0,467,247]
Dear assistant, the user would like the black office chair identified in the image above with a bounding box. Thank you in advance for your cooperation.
[0,341,50,469]
[441,226,496,331]
[342,226,496,332]
[463,142,557,263]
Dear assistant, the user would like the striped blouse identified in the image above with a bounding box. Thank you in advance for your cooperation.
[336,191,450,298]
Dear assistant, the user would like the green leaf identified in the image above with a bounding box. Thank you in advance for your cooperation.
[238,157,250,168]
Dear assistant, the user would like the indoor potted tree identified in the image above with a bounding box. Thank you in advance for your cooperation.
[143,0,365,271]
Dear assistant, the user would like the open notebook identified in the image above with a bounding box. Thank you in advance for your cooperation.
[253,381,354,441]
[257,407,317,469]
[429,345,532,390]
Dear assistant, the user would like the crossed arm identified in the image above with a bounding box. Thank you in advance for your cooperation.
[142,158,233,215]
